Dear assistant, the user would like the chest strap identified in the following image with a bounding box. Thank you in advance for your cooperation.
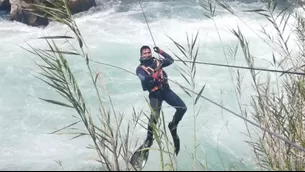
[140,59,164,92]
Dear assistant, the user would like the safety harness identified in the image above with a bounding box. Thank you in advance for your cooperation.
[140,59,165,92]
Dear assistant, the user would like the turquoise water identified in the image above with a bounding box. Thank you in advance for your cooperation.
[0,0,302,170]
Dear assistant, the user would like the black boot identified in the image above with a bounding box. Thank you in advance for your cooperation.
[168,122,180,155]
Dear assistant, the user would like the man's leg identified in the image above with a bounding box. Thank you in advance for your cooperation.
[163,89,187,155]
[163,89,187,127]
[145,94,163,147]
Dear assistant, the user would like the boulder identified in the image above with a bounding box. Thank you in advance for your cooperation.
[9,0,48,26]
[0,0,10,11]
[8,0,96,26]
[68,0,96,14]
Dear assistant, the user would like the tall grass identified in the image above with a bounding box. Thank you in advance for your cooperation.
[199,0,305,170]
[22,0,143,170]
[167,32,207,171]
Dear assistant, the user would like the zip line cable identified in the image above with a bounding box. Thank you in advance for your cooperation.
[174,59,305,76]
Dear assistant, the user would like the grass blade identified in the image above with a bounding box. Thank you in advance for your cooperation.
[38,97,74,108]
[195,84,206,105]
[38,36,74,39]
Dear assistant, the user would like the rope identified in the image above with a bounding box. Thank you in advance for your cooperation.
[138,0,156,47]
[174,59,305,76]
[138,0,162,59]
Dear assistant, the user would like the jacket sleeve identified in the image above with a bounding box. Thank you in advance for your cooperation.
[159,51,174,67]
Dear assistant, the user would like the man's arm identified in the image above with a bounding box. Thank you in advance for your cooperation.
[153,47,174,67]
[160,51,174,67]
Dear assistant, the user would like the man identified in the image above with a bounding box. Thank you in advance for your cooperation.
[135,45,187,155]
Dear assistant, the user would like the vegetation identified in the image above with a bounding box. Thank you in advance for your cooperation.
[22,0,305,171]
[200,0,305,170]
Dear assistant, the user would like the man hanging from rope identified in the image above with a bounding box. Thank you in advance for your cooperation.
[135,45,187,156]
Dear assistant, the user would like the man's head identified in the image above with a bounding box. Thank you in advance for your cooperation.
[140,45,152,59]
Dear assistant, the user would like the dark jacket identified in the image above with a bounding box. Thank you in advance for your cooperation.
[136,51,174,93]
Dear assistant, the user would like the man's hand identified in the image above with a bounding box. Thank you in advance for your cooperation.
[153,46,164,54]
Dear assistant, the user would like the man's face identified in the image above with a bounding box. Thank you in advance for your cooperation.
[141,48,152,59]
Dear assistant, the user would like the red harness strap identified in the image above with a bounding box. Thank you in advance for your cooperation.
[140,59,164,92]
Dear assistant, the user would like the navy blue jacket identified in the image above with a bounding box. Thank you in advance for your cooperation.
[136,51,174,92]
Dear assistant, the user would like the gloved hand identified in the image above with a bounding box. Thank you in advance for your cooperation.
[153,46,164,54]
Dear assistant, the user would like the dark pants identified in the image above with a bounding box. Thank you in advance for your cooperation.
[145,88,187,142]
